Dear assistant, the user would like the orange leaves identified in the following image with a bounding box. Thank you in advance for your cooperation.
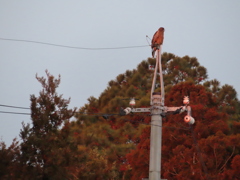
[204,107,222,121]
[231,155,240,172]
[231,121,240,134]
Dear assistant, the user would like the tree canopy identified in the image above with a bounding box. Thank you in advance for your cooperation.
[0,53,239,180]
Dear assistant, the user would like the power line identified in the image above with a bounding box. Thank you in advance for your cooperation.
[0,110,123,117]
[0,37,149,50]
[0,103,190,130]
[0,111,30,115]
[0,104,30,110]
[0,104,190,130]
[0,103,149,116]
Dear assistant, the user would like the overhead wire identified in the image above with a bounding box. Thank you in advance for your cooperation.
[0,104,30,109]
[0,37,149,50]
[0,104,30,116]
[0,111,30,115]
[0,103,190,130]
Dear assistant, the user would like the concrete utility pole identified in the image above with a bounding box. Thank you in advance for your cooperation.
[121,29,195,180]
[149,92,162,180]
[148,46,163,180]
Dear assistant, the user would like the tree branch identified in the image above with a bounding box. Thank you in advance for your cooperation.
[219,146,235,173]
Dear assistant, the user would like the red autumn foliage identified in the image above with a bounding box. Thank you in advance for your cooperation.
[125,82,240,180]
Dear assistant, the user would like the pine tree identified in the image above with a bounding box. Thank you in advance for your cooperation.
[19,70,76,180]
[0,139,20,179]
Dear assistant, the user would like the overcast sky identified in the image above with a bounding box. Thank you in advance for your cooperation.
[1,1,240,147]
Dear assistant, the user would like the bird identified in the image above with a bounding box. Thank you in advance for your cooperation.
[151,27,165,57]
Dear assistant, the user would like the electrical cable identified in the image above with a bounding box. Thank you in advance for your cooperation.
[0,104,30,109]
[0,104,190,130]
[0,37,149,50]
[0,111,30,115]
[0,103,190,130]
[0,110,117,116]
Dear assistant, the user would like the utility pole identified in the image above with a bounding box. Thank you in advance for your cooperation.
[121,28,195,180]
[149,45,165,180]
[149,92,162,180]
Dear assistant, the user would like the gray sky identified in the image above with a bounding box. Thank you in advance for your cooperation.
[1,1,240,147]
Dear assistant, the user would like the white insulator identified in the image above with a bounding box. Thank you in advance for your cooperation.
[183,96,190,105]
[129,99,136,106]
[124,107,132,115]
[184,115,195,124]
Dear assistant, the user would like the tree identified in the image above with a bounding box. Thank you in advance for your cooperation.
[71,52,239,179]
[3,53,237,179]
[72,113,141,179]
[204,79,239,115]
[19,70,76,179]
[148,53,208,92]
[0,139,20,179]
[126,81,240,180]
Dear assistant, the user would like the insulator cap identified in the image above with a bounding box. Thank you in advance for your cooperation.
[183,96,190,105]
[129,99,136,106]
[184,115,195,124]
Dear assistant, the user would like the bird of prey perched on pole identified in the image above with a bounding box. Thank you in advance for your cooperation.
[151,27,165,57]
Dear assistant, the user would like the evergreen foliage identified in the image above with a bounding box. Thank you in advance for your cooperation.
[0,53,239,179]
[18,71,77,179]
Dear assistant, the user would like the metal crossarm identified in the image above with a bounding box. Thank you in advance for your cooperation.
[132,108,151,113]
